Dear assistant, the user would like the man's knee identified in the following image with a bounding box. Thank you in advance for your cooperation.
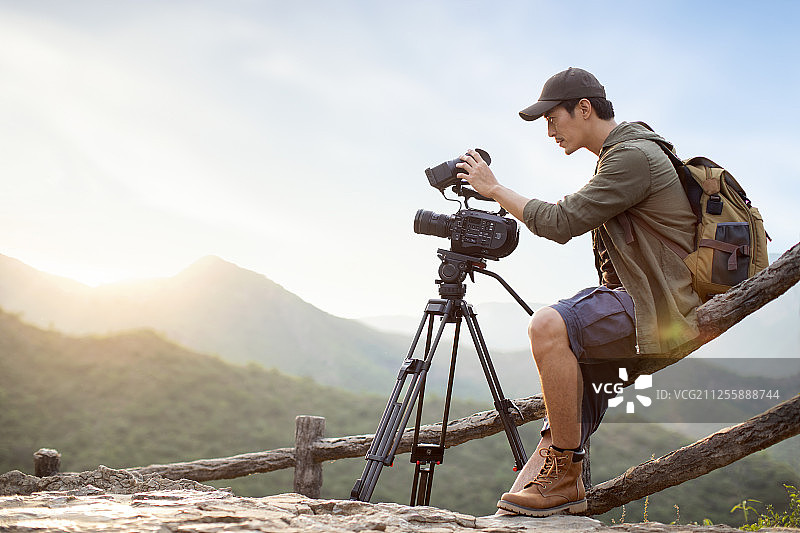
[528,307,569,357]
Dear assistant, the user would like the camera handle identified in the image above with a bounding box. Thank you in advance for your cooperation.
[473,267,535,317]
[449,181,495,209]
[442,248,534,317]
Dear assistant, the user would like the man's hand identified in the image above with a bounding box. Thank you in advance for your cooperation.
[456,149,530,223]
[457,149,499,199]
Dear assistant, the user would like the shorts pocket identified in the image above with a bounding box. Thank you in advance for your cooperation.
[575,289,635,348]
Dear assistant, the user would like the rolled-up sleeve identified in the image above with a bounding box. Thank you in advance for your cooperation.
[523,144,653,244]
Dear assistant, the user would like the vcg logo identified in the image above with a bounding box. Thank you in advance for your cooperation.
[594,368,653,414]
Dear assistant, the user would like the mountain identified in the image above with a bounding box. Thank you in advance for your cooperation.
[0,254,412,394]
[0,307,545,515]
[0,254,545,399]
[0,309,796,524]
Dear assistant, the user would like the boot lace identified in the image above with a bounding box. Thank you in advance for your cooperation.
[523,448,570,489]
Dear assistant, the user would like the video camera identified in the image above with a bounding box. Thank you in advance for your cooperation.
[414,149,519,260]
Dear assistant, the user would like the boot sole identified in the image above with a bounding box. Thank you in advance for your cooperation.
[497,498,587,517]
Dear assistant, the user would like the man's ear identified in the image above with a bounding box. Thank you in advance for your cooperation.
[578,98,593,119]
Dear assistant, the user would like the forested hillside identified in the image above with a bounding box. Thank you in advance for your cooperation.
[0,254,539,399]
[1,309,796,524]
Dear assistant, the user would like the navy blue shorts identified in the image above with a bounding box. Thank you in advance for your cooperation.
[540,286,637,446]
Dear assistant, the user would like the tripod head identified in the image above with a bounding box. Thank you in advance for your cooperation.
[436,249,485,282]
[435,249,534,315]
[435,249,485,300]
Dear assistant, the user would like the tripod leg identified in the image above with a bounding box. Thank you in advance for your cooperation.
[459,301,528,471]
[409,329,432,507]
[352,309,432,501]
[410,317,462,506]
[411,462,436,506]
[351,299,456,502]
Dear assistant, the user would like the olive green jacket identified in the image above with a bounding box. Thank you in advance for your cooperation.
[522,122,702,354]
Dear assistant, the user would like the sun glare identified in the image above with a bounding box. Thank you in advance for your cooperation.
[22,257,172,287]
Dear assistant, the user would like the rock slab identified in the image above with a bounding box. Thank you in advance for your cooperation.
[0,465,218,496]
[2,489,795,533]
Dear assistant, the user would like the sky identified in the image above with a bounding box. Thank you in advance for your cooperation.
[1,0,798,320]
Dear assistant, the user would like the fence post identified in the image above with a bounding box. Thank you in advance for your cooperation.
[294,415,325,498]
[34,448,61,477]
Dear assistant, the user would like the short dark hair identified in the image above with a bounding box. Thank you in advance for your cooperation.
[560,97,615,120]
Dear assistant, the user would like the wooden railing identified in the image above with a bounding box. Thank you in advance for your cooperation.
[129,395,547,496]
[133,393,799,514]
[20,392,800,513]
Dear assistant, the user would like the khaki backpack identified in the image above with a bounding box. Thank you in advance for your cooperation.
[622,127,770,302]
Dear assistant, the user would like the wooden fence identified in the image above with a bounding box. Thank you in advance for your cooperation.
[133,394,799,515]
[128,395,548,496]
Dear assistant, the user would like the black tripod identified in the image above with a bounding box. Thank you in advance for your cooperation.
[351,249,534,505]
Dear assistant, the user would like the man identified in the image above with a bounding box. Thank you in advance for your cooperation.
[457,67,702,517]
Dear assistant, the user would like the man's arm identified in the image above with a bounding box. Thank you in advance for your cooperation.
[457,149,530,221]
[460,145,652,245]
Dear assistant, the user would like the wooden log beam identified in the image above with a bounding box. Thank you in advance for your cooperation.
[129,448,296,482]
[584,393,800,516]
[697,242,800,338]
[627,241,800,380]
[312,395,546,462]
[128,396,546,482]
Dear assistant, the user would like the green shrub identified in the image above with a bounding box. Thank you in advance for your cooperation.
[733,485,799,530]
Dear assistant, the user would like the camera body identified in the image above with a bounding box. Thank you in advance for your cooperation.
[416,149,519,261]
[414,208,519,260]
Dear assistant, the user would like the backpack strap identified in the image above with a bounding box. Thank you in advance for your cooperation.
[632,123,703,224]
[619,211,689,260]
[620,213,750,271]
[650,139,703,225]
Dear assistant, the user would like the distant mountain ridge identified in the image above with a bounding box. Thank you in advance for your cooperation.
[0,254,538,398]
[1,252,796,399]
[0,254,410,393]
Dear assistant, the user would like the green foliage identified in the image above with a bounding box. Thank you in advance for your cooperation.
[0,309,525,515]
[0,309,797,524]
[733,485,800,530]
[732,499,762,525]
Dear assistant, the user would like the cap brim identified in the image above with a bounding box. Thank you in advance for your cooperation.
[519,100,560,121]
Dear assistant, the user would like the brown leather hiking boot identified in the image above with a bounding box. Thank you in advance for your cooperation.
[497,446,586,517]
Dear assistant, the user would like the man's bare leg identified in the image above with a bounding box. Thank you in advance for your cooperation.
[495,306,583,515]
[528,307,583,450]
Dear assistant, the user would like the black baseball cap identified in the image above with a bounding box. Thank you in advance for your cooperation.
[519,67,606,121]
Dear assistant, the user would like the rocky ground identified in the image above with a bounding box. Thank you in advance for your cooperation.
[0,467,798,533]
[1,489,798,533]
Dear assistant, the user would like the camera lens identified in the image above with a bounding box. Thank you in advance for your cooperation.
[414,209,452,238]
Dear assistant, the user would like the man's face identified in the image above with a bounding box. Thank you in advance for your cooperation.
[543,104,586,155]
